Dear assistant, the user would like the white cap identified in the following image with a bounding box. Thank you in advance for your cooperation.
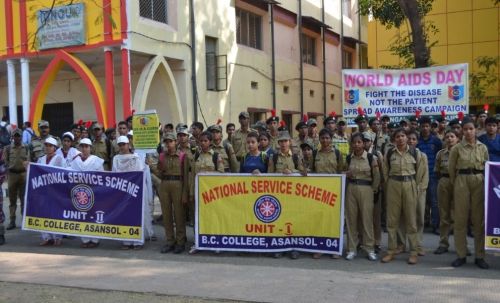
[117,135,129,144]
[79,138,92,146]
[44,137,58,147]
[62,132,74,141]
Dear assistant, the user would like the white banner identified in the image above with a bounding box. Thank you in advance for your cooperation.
[342,64,469,125]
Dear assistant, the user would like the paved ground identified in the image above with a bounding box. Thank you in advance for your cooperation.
[1,200,500,303]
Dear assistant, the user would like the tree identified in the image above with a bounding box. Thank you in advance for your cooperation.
[359,0,435,68]
[469,56,500,104]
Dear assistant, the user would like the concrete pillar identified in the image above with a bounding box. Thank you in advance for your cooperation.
[20,58,30,123]
[6,59,18,125]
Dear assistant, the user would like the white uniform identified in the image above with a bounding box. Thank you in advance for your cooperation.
[112,153,152,247]
[71,155,104,245]
[56,147,81,168]
[37,154,65,241]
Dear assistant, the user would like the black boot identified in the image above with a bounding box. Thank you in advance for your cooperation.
[6,221,16,230]
[451,257,466,267]
[0,235,5,245]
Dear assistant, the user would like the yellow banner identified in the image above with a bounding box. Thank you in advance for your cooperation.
[132,111,160,150]
[23,216,142,240]
[196,174,345,254]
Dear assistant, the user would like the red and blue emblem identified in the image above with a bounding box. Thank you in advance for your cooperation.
[71,184,95,212]
[448,85,464,101]
[344,89,359,105]
[254,195,281,223]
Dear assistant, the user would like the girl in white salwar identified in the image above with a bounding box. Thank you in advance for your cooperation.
[71,138,104,248]
[38,137,65,246]
[56,132,80,168]
[112,136,147,250]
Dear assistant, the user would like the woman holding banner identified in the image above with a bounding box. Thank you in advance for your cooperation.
[448,118,489,269]
[71,138,104,248]
[38,137,65,246]
[56,132,80,168]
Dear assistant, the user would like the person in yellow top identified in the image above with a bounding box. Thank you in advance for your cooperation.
[344,133,380,261]
[189,131,224,254]
[381,128,426,265]
[433,129,459,255]
[448,118,489,269]
[151,133,190,254]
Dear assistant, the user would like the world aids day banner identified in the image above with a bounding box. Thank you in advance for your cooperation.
[485,162,500,251]
[23,164,145,241]
[342,64,469,124]
[195,174,345,254]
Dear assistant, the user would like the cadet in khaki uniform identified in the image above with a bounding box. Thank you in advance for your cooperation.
[231,112,256,163]
[292,120,310,156]
[91,123,111,170]
[382,128,426,265]
[266,111,280,151]
[189,131,224,254]
[345,133,380,261]
[314,128,343,173]
[151,133,190,254]
[307,118,320,147]
[29,120,61,162]
[448,118,489,269]
[433,129,459,255]
[209,124,239,173]
[268,131,304,260]
[4,129,30,230]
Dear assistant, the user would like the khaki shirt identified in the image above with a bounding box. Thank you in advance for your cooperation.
[231,128,256,160]
[383,145,426,189]
[434,148,451,176]
[211,141,239,172]
[3,143,30,172]
[310,134,320,147]
[151,150,190,200]
[314,148,343,173]
[291,136,310,156]
[269,133,279,151]
[268,150,304,173]
[448,140,489,184]
[92,137,110,169]
[190,149,224,196]
[347,150,381,191]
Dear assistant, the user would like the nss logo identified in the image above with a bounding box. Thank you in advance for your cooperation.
[71,184,95,212]
[254,195,281,223]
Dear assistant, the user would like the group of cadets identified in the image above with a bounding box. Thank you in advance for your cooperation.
[0,108,498,269]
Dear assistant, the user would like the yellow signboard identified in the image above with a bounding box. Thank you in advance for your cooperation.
[195,174,345,254]
[132,110,160,151]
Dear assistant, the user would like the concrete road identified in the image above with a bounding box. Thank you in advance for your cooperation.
[1,202,500,302]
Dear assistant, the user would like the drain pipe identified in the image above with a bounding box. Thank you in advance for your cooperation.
[189,0,198,121]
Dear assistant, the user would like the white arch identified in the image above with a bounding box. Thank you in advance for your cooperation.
[133,55,184,122]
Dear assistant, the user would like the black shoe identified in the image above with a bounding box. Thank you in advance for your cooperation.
[6,222,16,230]
[374,245,382,254]
[160,245,175,254]
[475,258,489,269]
[174,245,185,254]
[432,227,440,236]
[466,250,472,257]
[434,247,448,255]
[273,252,283,259]
[0,235,5,245]
[290,251,300,260]
[451,257,466,267]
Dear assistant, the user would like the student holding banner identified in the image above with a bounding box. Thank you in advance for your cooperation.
[71,138,104,248]
[56,132,80,168]
[344,133,380,261]
[112,136,146,250]
[448,118,490,269]
[38,137,65,246]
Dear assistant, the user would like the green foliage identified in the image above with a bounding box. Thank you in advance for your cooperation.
[358,0,434,28]
[470,56,500,101]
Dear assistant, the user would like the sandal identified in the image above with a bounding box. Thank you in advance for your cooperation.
[133,245,144,250]
[121,244,131,250]
[53,239,62,246]
[80,243,89,248]
[39,240,53,246]
[87,242,99,248]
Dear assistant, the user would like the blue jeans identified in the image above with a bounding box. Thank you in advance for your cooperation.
[427,177,439,228]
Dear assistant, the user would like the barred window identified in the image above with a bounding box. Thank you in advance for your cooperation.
[342,49,354,69]
[302,34,316,65]
[236,8,262,50]
[139,0,168,24]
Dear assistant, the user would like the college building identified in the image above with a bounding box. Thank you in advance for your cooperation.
[0,0,367,136]
[368,0,500,113]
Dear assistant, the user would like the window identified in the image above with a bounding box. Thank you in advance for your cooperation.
[206,36,218,91]
[343,0,352,19]
[302,34,316,65]
[283,86,289,94]
[342,49,353,69]
[251,81,259,89]
[359,45,368,68]
[140,0,168,24]
[236,8,262,50]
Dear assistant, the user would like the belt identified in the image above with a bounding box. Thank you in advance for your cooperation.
[9,169,26,174]
[440,173,450,178]
[162,175,182,181]
[389,175,415,182]
[458,169,484,175]
[347,179,372,186]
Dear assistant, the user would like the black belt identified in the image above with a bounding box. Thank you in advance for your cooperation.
[389,175,415,182]
[440,173,450,178]
[162,175,181,181]
[458,169,483,175]
[347,179,372,186]
[9,169,26,174]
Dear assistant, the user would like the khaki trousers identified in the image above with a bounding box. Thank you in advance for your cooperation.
[437,177,453,249]
[346,184,374,253]
[8,172,26,220]
[453,174,484,258]
[158,180,186,246]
